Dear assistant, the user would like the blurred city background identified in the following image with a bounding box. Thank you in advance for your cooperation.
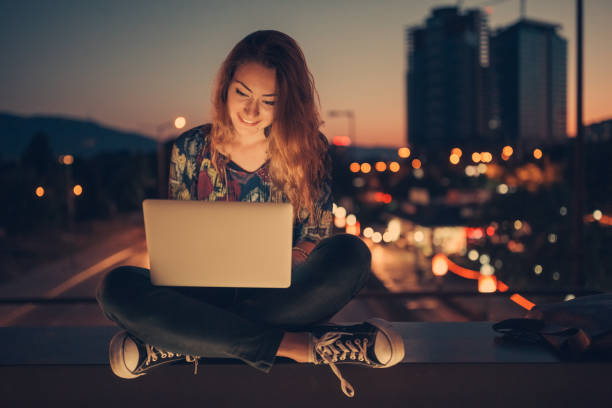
[0,0,610,326]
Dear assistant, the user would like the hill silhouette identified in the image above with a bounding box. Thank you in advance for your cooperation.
[0,112,157,160]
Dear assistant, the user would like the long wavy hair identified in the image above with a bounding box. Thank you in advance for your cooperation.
[210,30,329,221]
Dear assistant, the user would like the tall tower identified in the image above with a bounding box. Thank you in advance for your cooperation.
[406,7,494,150]
[491,19,567,146]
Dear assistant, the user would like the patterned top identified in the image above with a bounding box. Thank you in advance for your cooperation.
[168,124,333,246]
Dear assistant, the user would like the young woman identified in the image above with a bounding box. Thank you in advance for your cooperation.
[96,30,404,398]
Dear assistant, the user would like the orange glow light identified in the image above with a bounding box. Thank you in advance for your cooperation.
[432,254,449,276]
[333,136,351,146]
[449,154,460,165]
[411,158,421,169]
[375,161,387,172]
[451,147,462,157]
[466,227,484,240]
[533,148,543,159]
[35,186,45,197]
[389,161,400,172]
[471,152,481,163]
[346,221,361,236]
[510,294,536,311]
[584,213,612,226]
[360,163,371,173]
[398,147,411,158]
[174,116,186,129]
[497,280,509,292]
[486,226,495,236]
[383,194,392,204]
[481,152,492,163]
[502,146,514,157]
[434,253,480,280]
[349,162,360,173]
[63,155,74,165]
[73,184,83,196]
[478,275,497,293]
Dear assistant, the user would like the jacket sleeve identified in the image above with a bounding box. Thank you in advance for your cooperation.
[168,128,203,200]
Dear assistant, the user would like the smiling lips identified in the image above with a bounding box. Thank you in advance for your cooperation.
[238,114,260,126]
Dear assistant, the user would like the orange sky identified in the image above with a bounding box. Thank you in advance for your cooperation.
[1,0,611,146]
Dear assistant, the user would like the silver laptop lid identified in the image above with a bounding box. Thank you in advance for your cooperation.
[142,199,293,288]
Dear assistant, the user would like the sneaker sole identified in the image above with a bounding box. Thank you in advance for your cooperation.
[109,331,144,379]
[366,318,405,367]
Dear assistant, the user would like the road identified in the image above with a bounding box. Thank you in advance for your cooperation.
[0,219,525,327]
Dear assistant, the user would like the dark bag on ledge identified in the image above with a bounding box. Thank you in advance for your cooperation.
[493,293,612,359]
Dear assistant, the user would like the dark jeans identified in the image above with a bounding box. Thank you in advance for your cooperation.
[96,234,371,372]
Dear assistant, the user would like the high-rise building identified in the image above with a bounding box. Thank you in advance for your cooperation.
[491,19,567,146]
[406,7,494,149]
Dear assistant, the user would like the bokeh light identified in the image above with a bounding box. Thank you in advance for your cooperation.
[479,254,490,264]
[63,154,74,165]
[349,162,360,173]
[480,264,495,276]
[398,147,411,158]
[174,116,186,129]
[468,249,479,261]
[35,186,45,197]
[360,163,371,173]
[533,148,543,159]
[389,161,400,172]
[432,254,448,276]
[478,275,497,293]
[73,184,83,196]
[411,158,421,169]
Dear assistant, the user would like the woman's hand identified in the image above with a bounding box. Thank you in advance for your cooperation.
[291,241,316,268]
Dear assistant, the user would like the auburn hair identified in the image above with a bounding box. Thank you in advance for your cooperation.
[210,30,329,221]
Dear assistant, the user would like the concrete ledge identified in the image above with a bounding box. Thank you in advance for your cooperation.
[2,324,611,407]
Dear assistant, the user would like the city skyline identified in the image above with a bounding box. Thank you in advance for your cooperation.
[1,0,611,147]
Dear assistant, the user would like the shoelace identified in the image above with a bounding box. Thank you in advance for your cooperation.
[144,344,200,374]
[313,332,370,398]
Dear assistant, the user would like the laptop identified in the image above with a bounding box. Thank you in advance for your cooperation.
[142,199,293,288]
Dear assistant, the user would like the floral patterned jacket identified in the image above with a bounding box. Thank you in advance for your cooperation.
[168,124,333,247]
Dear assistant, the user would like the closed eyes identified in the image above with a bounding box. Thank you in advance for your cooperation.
[235,87,275,106]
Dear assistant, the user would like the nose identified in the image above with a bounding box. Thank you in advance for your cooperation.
[243,99,259,119]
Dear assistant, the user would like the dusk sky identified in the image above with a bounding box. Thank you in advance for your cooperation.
[1,0,611,147]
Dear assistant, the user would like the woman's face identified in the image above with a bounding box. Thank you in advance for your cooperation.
[226,61,277,139]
